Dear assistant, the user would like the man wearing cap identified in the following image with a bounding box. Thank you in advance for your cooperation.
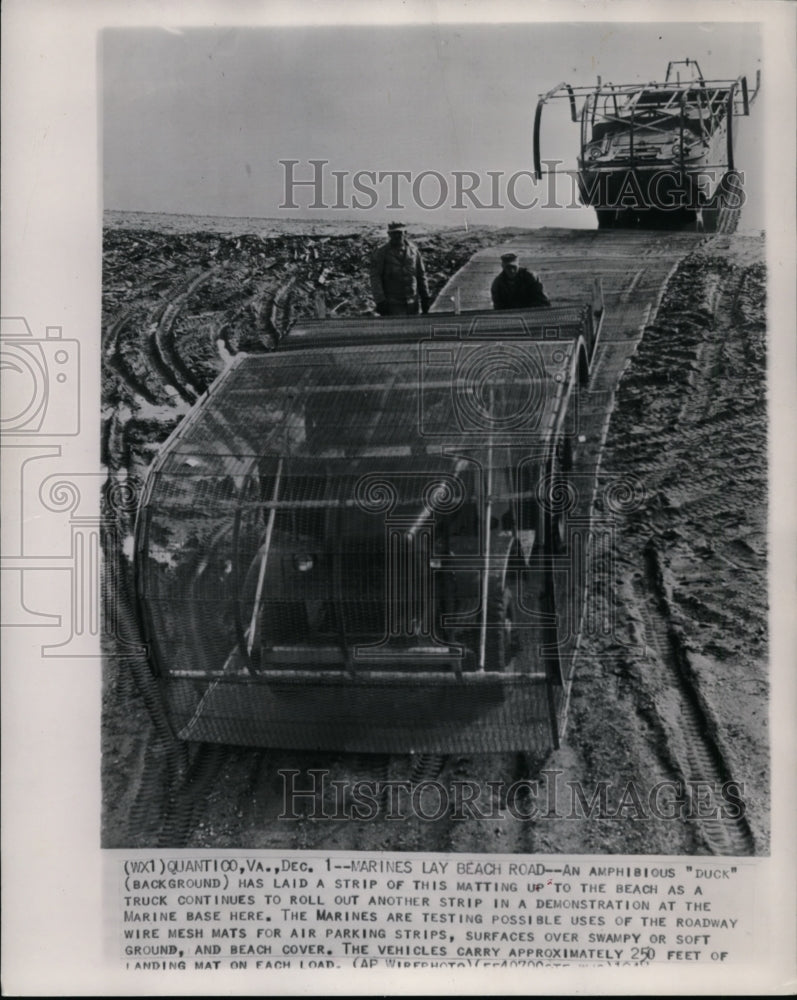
[370,222,431,316]
[491,253,550,310]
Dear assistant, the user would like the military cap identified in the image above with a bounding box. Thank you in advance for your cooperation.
[500,252,518,263]
[387,221,407,231]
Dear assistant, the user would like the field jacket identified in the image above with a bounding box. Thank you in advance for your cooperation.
[370,239,430,309]
[491,268,550,310]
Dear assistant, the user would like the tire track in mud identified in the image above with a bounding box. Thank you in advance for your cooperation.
[409,753,447,784]
[271,752,461,853]
[437,752,539,855]
[151,269,216,402]
[591,241,766,854]
[178,266,265,373]
[203,749,519,852]
[511,546,704,857]
[104,310,170,407]
[158,744,229,847]
[636,544,754,855]
[716,202,740,235]
[103,298,188,483]
[102,555,190,847]
[103,409,125,473]
[268,277,297,342]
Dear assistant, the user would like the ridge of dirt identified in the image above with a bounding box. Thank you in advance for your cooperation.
[544,237,768,855]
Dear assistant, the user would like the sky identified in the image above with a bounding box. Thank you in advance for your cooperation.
[102,21,764,228]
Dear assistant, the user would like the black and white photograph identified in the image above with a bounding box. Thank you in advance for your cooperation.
[2,0,796,994]
[101,19,768,857]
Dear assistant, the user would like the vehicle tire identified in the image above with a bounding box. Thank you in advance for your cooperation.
[485,583,515,671]
[699,202,720,234]
[263,600,307,646]
[551,497,569,554]
[595,209,616,229]
[558,434,574,473]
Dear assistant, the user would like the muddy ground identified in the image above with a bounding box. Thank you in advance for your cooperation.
[101,213,768,855]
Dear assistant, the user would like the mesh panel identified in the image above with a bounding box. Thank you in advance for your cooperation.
[287,306,587,347]
[171,675,555,755]
[137,331,584,751]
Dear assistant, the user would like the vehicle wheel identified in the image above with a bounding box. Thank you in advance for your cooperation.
[543,453,571,556]
[558,434,574,473]
[551,506,569,554]
[485,584,515,671]
[595,209,616,230]
[262,600,308,646]
[699,202,720,234]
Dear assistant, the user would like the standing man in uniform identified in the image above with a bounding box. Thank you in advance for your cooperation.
[370,221,431,316]
[491,252,550,310]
